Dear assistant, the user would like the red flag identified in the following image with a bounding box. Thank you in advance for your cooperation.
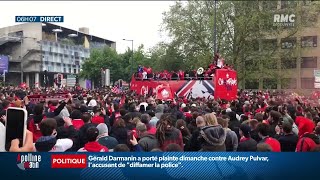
[156,86,173,100]
[119,95,126,108]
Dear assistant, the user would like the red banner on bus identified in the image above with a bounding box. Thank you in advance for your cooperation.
[214,69,238,101]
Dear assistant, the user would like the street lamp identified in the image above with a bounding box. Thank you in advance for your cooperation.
[52,28,63,42]
[123,39,134,80]
[213,0,218,55]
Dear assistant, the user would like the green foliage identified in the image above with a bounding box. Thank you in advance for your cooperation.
[148,42,185,72]
[80,47,122,84]
[160,0,320,89]
[80,0,320,89]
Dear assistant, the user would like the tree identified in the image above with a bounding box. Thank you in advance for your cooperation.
[80,44,153,84]
[148,41,185,72]
[160,0,320,89]
[80,47,122,85]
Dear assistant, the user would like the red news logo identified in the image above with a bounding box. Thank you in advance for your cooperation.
[51,154,87,168]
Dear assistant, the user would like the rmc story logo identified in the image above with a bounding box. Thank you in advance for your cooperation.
[17,153,41,170]
[273,14,295,27]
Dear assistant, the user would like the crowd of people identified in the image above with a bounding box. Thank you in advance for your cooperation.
[135,53,234,81]
[0,85,319,152]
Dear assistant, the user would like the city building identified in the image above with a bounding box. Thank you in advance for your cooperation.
[0,22,116,87]
[242,0,320,94]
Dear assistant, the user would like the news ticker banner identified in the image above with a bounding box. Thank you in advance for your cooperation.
[0,152,318,180]
[15,16,64,23]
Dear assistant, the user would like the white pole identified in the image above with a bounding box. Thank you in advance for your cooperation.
[106,69,110,86]
[20,39,23,83]
[3,70,7,86]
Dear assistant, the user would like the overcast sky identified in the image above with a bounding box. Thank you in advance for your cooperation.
[0,1,174,53]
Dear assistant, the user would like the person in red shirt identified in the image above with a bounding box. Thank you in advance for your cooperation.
[70,110,84,130]
[178,70,184,80]
[143,66,148,73]
[295,133,318,152]
[209,63,215,70]
[28,104,47,142]
[163,70,168,80]
[91,106,108,125]
[140,114,157,135]
[256,123,281,152]
[295,116,315,138]
[146,67,152,79]
[78,127,109,152]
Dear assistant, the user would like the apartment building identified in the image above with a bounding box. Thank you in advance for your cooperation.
[0,22,116,86]
[243,0,320,94]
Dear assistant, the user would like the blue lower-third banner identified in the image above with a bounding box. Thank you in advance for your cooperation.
[0,152,318,180]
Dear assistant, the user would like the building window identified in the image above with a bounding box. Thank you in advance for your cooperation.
[281,78,297,89]
[263,78,277,89]
[245,79,259,89]
[301,78,314,89]
[281,1,297,9]
[74,69,77,74]
[74,52,79,58]
[63,67,66,73]
[281,58,297,69]
[281,38,296,49]
[262,39,277,50]
[301,36,317,47]
[48,65,53,72]
[301,57,317,68]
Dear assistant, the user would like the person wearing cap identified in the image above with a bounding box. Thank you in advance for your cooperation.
[136,122,159,151]
[181,103,187,109]
[237,124,257,152]
[87,96,97,107]
[96,123,118,152]
[78,127,109,152]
